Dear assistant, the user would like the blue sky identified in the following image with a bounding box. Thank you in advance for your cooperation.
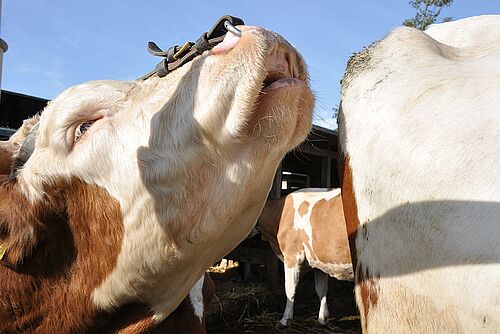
[3,1,500,129]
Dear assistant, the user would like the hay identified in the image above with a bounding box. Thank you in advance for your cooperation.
[209,259,240,274]
[207,263,360,333]
[223,283,268,301]
[239,311,359,334]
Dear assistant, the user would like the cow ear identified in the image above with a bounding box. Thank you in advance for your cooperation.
[1,115,41,176]
[0,221,41,268]
[0,141,15,175]
[0,186,43,268]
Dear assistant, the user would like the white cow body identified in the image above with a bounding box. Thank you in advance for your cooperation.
[339,15,500,333]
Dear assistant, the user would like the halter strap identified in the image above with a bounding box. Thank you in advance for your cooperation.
[139,15,244,80]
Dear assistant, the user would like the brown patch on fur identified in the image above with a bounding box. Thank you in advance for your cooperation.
[0,178,52,267]
[97,303,157,333]
[275,196,311,268]
[297,200,309,217]
[158,273,215,334]
[357,263,379,330]
[339,153,359,268]
[98,274,215,334]
[259,195,309,267]
[0,177,211,332]
[0,142,15,175]
[0,177,125,332]
[310,194,352,265]
[0,115,41,176]
[258,197,287,258]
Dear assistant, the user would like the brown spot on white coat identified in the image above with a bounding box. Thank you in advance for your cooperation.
[258,188,353,326]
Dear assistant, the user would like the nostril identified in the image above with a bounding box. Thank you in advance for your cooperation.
[285,52,295,79]
[266,47,293,78]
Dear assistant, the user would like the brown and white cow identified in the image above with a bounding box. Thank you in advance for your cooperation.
[0,24,313,332]
[0,117,215,333]
[258,188,353,326]
[339,15,500,333]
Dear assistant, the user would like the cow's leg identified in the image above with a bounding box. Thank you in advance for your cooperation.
[279,262,300,327]
[314,270,329,325]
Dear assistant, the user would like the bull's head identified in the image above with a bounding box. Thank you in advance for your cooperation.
[0,25,313,319]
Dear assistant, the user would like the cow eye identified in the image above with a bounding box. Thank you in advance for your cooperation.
[75,121,94,141]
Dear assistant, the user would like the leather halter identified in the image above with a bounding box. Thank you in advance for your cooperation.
[139,15,244,80]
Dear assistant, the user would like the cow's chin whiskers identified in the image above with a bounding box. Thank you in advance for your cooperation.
[243,83,313,147]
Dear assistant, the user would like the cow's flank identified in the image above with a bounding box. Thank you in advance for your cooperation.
[310,193,351,266]
[339,15,500,333]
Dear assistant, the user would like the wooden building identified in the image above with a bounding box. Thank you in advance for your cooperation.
[0,90,49,130]
[272,125,339,198]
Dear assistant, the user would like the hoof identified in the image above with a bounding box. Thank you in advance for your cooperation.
[276,319,291,329]
[318,317,328,325]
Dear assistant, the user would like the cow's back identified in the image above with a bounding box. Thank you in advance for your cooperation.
[276,188,353,280]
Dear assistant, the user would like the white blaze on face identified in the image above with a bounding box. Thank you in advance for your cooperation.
[189,274,205,321]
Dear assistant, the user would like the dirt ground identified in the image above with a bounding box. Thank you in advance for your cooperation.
[206,263,360,334]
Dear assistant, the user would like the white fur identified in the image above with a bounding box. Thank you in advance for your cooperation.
[14,27,313,320]
[314,270,329,325]
[339,15,500,333]
[189,275,205,321]
[280,256,302,326]
[425,15,500,50]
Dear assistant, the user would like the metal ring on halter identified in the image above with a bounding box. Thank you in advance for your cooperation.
[224,20,242,37]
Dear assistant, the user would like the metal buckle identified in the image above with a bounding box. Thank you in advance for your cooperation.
[173,41,194,60]
[140,15,244,81]
[224,20,242,37]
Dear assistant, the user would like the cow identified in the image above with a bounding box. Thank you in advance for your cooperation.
[257,188,353,327]
[338,15,500,333]
[0,23,313,332]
